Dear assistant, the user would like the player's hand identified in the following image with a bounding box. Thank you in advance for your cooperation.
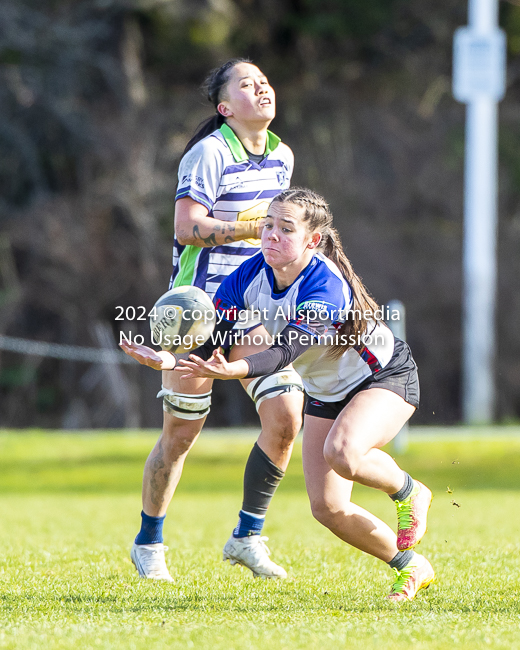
[175,348,246,380]
[120,341,176,371]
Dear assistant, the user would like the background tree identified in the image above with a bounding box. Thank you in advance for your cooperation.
[1,0,519,427]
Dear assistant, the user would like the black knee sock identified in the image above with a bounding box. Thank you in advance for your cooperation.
[242,442,285,516]
[388,549,414,571]
[389,472,414,502]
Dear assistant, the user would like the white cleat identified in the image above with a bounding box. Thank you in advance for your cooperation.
[222,535,287,579]
[131,542,174,582]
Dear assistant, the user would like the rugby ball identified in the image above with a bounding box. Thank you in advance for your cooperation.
[150,286,216,353]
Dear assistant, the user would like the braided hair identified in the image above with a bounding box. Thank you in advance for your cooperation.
[182,58,252,157]
[271,188,380,358]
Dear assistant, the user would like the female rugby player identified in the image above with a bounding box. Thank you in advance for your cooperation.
[122,188,435,601]
[129,59,304,582]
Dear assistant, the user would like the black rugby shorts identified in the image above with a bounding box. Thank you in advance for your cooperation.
[304,338,420,421]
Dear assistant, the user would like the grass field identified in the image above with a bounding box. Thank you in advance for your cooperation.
[1,427,520,650]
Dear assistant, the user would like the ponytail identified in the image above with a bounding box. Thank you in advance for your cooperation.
[272,188,380,358]
[182,114,225,157]
[321,227,380,359]
[181,57,251,157]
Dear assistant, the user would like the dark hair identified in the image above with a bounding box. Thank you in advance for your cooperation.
[271,188,380,358]
[182,58,252,157]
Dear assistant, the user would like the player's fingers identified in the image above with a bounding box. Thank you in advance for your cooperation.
[177,358,198,368]
[186,358,208,370]
[120,341,135,354]
[122,341,153,358]
[213,350,226,365]
[174,364,191,371]
[122,346,146,362]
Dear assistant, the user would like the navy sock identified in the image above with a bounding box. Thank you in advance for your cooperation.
[389,472,414,502]
[135,510,165,545]
[388,549,414,571]
[233,510,265,538]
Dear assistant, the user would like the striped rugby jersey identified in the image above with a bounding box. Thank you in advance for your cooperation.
[214,252,395,401]
[170,123,293,297]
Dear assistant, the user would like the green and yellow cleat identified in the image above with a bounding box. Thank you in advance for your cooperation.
[395,481,433,551]
[386,553,435,602]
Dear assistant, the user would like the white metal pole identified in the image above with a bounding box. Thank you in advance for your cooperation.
[461,0,500,423]
[462,98,498,423]
[469,0,497,30]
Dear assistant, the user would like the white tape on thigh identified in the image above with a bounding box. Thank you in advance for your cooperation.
[246,369,304,411]
[157,386,212,420]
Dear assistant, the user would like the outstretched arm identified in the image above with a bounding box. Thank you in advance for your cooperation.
[120,318,236,371]
[120,341,176,371]
[176,325,314,380]
[176,348,249,380]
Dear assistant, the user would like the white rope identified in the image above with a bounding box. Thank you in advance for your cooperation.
[0,335,134,364]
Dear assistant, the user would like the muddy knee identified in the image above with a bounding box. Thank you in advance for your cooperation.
[161,413,204,459]
[265,406,302,447]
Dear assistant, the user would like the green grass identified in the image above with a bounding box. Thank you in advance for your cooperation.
[1,427,520,649]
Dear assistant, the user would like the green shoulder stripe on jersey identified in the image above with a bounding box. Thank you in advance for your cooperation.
[265,130,282,154]
[219,123,282,163]
[173,245,200,288]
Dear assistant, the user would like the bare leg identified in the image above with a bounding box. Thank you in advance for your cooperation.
[131,370,215,581]
[322,388,415,494]
[303,414,398,562]
[142,370,213,517]
[254,391,303,469]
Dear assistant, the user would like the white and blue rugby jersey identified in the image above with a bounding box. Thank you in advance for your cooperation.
[170,123,293,298]
[214,252,395,401]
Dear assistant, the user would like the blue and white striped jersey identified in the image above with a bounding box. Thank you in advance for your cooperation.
[170,124,293,297]
[214,252,395,401]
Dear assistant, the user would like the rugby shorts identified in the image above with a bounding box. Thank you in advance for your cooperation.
[304,338,420,420]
